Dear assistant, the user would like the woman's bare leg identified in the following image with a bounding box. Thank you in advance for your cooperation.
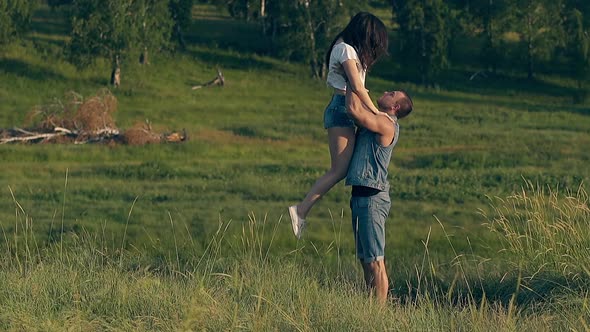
[295,126,356,219]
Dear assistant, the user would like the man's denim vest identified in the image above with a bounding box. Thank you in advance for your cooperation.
[345,121,399,191]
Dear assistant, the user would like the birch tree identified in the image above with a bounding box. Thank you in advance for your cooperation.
[266,0,366,78]
[66,0,174,85]
[514,0,564,79]
[397,0,449,85]
[0,0,36,45]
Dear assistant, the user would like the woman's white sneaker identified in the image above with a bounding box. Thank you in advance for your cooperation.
[288,205,306,239]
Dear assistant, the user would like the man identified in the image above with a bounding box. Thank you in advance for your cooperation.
[345,88,413,305]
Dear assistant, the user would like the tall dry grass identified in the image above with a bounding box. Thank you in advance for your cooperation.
[483,180,590,281]
[0,182,589,331]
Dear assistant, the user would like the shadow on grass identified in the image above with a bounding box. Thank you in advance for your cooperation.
[373,57,588,115]
[394,271,589,311]
[442,70,574,98]
[0,57,109,89]
[375,68,572,98]
[29,35,68,51]
[186,16,271,55]
[413,90,590,117]
[30,5,70,37]
[186,47,278,71]
[0,58,66,81]
[394,77,590,117]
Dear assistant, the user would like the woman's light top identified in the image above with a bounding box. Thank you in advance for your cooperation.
[326,42,366,91]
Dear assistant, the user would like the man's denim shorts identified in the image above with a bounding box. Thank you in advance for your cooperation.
[323,94,355,129]
[350,191,391,263]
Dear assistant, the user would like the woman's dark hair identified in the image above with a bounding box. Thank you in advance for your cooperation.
[325,12,388,71]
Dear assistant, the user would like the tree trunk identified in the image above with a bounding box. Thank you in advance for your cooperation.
[260,0,267,34]
[176,24,186,50]
[302,3,319,78]
[420,26,427,86]
[139,47,149,65]
[485,0,496,73]
[527,42,534,79]
[245,0,250,21]
[320,23,333,79]
[110,55,121,87]
[320,61,327,79]
[526,15,534,80]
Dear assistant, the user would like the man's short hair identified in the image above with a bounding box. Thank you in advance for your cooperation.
[396,90,413,119]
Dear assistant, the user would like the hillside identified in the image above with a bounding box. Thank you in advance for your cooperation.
[0,3,588,254]
[0,3,589,330]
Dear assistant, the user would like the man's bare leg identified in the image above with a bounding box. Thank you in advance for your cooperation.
[361,261,375,288]
[362,260,388,305]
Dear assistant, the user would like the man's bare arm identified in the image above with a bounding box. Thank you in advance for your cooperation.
[346,89,394,139]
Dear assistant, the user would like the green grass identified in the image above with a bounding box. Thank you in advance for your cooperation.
[1,185,589,330]
[0,3,589,330]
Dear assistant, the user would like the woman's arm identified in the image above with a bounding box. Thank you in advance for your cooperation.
[346,89,395,145]
[341,59,379,114]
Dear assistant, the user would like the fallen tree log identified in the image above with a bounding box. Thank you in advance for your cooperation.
[0,131,67,144]
[0,125,186,145]
[3,89,188,146]
[192,68,224,90]
[0,126,119,144]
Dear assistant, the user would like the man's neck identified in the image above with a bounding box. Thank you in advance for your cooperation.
[378,109,395,118]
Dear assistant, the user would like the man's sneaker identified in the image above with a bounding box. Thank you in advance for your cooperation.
[289,205,306,239]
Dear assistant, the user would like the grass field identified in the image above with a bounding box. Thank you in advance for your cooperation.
[1,3,589,330]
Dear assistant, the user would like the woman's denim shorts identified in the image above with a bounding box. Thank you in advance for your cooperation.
[323,94,355,129]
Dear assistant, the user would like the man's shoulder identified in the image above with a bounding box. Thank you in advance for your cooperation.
[375,119,397,147]
[378,116,397,136]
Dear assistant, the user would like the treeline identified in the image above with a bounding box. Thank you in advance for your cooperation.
[1,0,589,95]
[206,0,590,95]
[1,0,193,85]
